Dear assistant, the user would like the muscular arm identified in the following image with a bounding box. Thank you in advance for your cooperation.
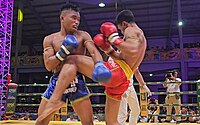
[83,32,103,62]
[134,68,146,86]
[43,36,60,71]
[135,68,152,96]
[106,50,123,60]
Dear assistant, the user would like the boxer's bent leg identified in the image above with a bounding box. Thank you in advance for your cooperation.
[38,99,47,116]
[67,55,95,79]
[37,55,95,121]
[72,98,93,125]
[36,74,60,124]
[35,98,54,125]
[105,96,120,125]
[37,63,77,121]
[49,55,95,101]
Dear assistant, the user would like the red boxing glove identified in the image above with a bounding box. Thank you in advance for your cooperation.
[93,34,114,53]
[100,22,123,45]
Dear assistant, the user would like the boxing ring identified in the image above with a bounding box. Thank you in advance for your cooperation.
[0,0,199,124]
[1,80,200,125]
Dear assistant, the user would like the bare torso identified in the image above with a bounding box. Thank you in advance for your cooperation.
[46,31,86,73]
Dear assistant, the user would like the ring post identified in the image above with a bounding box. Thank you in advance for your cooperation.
[140,86,148,116]
[197,80,200,114]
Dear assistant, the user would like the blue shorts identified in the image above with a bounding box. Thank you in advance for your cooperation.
[42,72,90,103]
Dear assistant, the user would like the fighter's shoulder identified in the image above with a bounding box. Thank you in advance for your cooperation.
[125,27,143,36]
[77,30,90,37]
[44,32,58,43]
[76,30,92,43]
[125,27,144,41]
[43,33,59,49]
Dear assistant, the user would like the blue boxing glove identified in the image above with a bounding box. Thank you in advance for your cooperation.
[56,35,78,61]
[92,61,112,83]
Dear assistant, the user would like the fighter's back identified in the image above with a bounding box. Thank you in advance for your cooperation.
[120,25,146,72]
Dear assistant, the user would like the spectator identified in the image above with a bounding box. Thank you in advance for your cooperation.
[140,116,148,123]
[147,98,159,123]
[66,113,78,122]
[19,112,30,120]
[164,71,182,123]
[93,115,100,122]
[188,109,200,123]
[181,107,189,122]
[159,107,167,122]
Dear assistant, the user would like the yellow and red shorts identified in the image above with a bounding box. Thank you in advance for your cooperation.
[102,60,133,100]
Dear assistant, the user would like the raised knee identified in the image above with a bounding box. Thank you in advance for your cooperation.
[65,55,77,63]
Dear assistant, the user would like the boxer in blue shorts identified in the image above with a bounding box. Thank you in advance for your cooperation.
[35,3,110,125]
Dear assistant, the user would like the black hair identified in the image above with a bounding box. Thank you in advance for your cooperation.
[172,70,178,76]
[148,98,157,111]
[60,3,80,15]
[115,10,135,25]
[165,73,173,78]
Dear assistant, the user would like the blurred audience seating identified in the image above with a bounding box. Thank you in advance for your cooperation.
[10,47,200,66]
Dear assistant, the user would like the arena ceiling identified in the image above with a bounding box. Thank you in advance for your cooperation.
[12,0,200,45]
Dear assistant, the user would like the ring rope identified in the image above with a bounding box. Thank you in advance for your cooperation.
[17,80,198,87]
[15,80,200,120]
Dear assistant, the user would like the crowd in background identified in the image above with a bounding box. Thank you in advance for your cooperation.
[10,42,200,67]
